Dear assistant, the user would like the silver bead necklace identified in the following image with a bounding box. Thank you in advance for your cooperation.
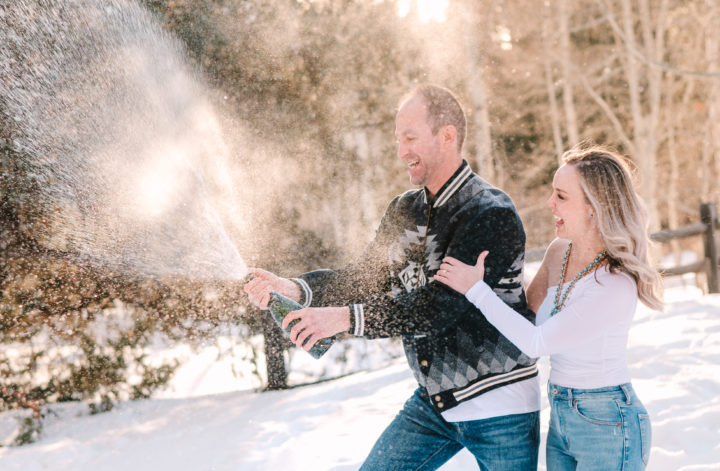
[551,242,607,316]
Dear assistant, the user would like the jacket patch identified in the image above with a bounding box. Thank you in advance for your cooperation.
[391,226,443,294]
[399,261,426,292]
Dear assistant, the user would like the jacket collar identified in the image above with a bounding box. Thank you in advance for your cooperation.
[423,160,474,208]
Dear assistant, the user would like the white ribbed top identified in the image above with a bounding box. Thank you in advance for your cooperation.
[465,266,637,389]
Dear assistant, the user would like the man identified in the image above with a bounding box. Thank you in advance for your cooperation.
[245,84,540,470]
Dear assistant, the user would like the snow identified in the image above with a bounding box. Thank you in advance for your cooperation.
[1,284,719,470]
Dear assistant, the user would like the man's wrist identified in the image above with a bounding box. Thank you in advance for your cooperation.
[281,278,302,303]
[289,278,312,306]
[342,306,351,333]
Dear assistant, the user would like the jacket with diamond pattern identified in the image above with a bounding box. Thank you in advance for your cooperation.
[294,161,538,412]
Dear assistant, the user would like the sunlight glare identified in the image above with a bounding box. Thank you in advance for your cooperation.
[397,0,448,23]
[133,148,185,218]
[493,25,513,51]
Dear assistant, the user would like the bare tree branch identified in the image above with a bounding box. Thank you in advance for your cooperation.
[574,67,637,155]
[595,0,720,80]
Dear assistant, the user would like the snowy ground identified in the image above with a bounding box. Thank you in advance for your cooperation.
[1,282,719,470]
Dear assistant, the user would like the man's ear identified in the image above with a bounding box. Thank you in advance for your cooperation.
[441,125,457,148]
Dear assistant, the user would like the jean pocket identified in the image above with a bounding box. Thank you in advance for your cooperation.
[638,413,651,464]
[573,398,623,426]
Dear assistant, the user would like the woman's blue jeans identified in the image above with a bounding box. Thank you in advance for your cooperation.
[360,388,540,471]
[546,383,652,470]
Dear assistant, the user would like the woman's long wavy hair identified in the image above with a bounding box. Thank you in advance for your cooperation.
[563,144,664,310]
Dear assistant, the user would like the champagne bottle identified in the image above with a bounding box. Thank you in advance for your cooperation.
[268,291,334,359]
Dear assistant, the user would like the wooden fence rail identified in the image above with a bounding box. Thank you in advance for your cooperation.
[526,202,720,293]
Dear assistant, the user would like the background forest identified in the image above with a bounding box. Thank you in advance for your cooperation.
[1,0,719,438]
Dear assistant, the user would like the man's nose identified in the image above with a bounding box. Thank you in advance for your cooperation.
[397,143,407,160]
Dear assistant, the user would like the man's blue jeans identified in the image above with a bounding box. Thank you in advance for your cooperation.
[546,383,651,470]
[360,388,540,471]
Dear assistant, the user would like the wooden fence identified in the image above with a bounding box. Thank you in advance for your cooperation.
[527,202,720,293]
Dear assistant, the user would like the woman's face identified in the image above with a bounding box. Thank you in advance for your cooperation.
[546,164,595,241]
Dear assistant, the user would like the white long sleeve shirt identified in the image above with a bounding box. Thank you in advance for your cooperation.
[464,265,637,389]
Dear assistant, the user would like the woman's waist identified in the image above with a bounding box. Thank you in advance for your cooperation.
[549,351,629,381]
[548,382,638,403]
[548,363,631,389]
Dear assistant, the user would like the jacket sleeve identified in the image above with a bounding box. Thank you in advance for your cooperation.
[295,196,401,309]
[299,199,528,339]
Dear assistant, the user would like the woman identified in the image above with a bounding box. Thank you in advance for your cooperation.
[435,145,662,470]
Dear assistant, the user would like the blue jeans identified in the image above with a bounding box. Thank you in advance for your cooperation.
[546,383,652,470]
[360,388,540,471]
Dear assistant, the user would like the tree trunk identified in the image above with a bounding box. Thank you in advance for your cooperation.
[665,94,683,275]
[620,0,667,231]
[703,126,713,202]
[706,0,720,204]
[543,2,565,162]
[343,129,379,256]
[559,0,579,146]
[462,3,495,183]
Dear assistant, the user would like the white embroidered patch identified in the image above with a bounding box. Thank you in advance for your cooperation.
[391,225,443,293]
[399,261,424,292]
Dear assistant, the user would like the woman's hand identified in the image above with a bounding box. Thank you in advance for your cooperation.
[434,251,489,295]
[282,306,351,351]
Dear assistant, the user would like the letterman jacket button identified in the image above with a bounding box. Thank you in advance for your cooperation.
[434,395,441,402]
[437,402,444,409]
[420,360,428,367]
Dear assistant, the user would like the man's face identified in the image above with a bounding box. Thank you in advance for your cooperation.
[395,96,444,189]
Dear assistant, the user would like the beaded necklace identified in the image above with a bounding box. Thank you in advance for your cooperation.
[550,242,607,316]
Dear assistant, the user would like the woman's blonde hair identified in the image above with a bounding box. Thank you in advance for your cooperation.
[562,144,664,310]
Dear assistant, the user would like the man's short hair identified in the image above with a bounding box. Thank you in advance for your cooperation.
[399,84,467,153]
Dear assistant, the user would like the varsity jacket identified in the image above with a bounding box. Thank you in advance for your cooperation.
[294,161,538,412]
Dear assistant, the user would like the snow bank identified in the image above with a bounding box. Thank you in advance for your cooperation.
[1,285,718,470]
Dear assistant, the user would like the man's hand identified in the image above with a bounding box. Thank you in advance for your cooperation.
[281,306,351,351]
[243,268,302,309]
[434,251,489,295]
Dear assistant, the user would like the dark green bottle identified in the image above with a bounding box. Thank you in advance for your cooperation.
[268,291,334,359]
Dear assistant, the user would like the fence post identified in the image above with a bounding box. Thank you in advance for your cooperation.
[700,202,720,293]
